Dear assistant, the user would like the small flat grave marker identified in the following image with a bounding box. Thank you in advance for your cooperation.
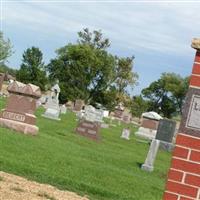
[121,128,131,140]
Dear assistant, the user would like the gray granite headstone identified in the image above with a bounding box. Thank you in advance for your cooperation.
[155,119,176,152]
[156,119,176,143]
[141,139,160,172]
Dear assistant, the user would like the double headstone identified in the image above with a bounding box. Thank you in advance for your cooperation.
[0,81,41,135]
[42,83,61,120]
[76,105,104,140]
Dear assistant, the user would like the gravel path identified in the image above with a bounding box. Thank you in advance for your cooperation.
[0,171,89,200]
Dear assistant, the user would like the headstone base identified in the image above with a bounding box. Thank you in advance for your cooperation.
[135,127,156,140]
[101,123,109,128]
[141,164,154,172]
[141,139,160,172]
[42,108,60,121]
[0,118,38,135]
[159,141,174,152]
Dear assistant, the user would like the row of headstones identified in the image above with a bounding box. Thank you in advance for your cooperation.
[0,79,177,175]
[0,85,134,144]
[0,81,108,139]
[0,80,176,140]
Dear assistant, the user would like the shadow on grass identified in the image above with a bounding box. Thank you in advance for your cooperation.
[136,162,143,168]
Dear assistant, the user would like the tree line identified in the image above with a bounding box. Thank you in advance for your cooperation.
[0,29,189,118]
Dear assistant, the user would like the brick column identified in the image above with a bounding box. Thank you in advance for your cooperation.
[163,39,200,200]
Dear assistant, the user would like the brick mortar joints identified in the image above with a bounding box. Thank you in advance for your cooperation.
[172,156,200,165]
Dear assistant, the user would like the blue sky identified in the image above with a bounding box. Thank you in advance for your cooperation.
[1,0,200,94]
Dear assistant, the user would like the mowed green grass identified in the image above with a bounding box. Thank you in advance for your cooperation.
[0,97,171,200]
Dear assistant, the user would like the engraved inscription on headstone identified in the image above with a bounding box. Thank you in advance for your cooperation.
[76,120,100,140]
[88,130,96,135]
[82,122,94,128]
[0,81,41,135]
[77,127,85,132]
[156,119,176,143]
[186,95,200,130]
[3,111,25,122]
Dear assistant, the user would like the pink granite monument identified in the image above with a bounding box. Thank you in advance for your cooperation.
[0,81,41,135]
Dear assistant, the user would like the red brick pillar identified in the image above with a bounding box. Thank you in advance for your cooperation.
[163,39,200,200]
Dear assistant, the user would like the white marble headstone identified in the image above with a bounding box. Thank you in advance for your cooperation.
[121,128,130,140]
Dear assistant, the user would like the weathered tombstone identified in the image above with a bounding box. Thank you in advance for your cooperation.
[156,119,176,142]
[121,128,131,140]
[76,120,100,140]
[0,81,41,135]
[141,119,176,172]
[156,119,176,151]
[74,99,84,112]
[76,105,103,140]
[101,123,109,128]
[60,104,67,114]
[163,39,200,200]
[42,83,61,120]
[141,139,160,172]
[135,111,162,140]
[122,114,131,124]
[84,105,104,123]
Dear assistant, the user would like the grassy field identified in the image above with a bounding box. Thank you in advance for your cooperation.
[0,97,171,200]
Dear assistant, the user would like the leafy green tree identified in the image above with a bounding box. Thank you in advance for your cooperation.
[130,95,148,117]
[0,63,17,77]
[77,28,110,49]
[48,43,115,104]
[91,86,118,111]
[114,56,138,104]
[16,47,47,91]
[0,32,13,63]
[47,29,116,104]
[48,28,138,106]
[142,73,189,118]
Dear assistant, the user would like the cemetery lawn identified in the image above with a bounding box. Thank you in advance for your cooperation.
[0,97,171,200]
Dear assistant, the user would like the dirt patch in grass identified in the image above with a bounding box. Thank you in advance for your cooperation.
[0,171,89,200]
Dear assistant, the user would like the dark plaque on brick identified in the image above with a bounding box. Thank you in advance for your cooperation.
[155,119,176,143]
[76,120,100,140]
[179,87,200,137]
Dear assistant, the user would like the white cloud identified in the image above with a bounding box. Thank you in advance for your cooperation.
[3,1,200,56]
